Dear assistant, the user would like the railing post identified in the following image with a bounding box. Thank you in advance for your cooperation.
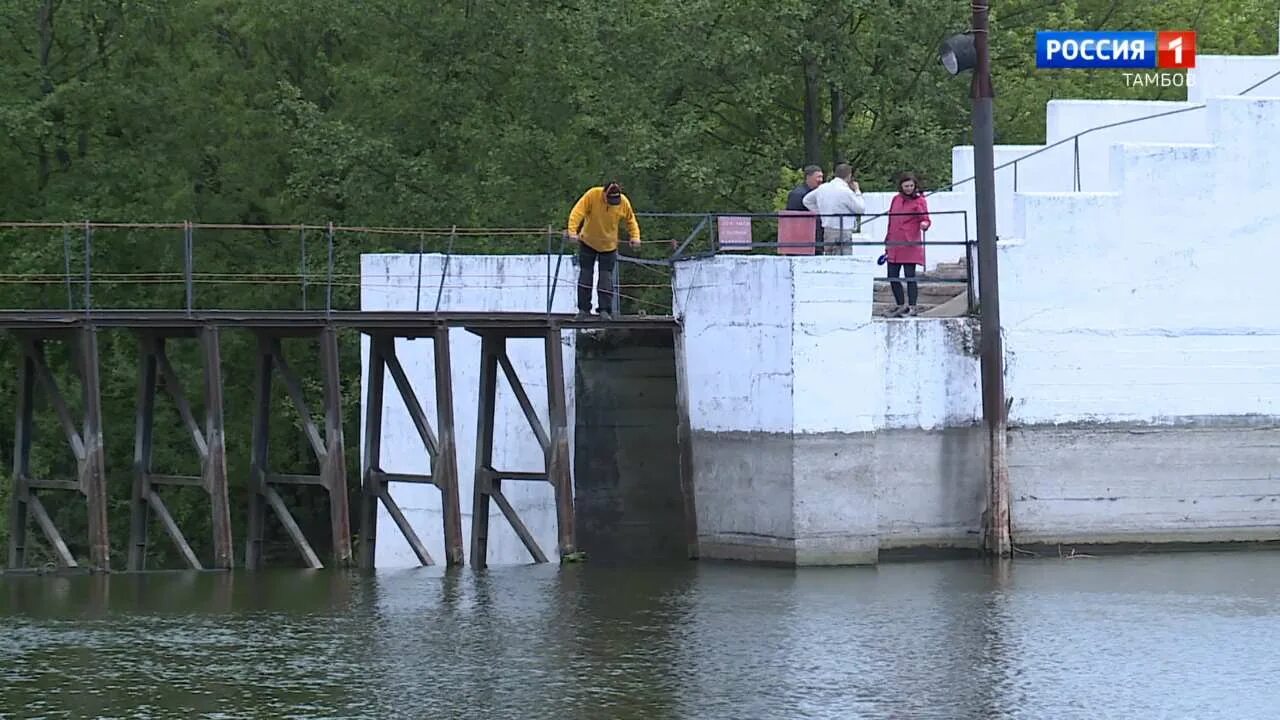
[300,227,308,311]
[184,221,194,316]
[434,225,456,314]
[1073,136,1081,191]
[415,232,425,312]
[82,221,92,316]
[611,254,621,316]
[325,222,335,316]
[62,224,73,310]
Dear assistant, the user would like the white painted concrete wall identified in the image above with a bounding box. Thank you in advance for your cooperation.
[675,51,1280,556]
[678,58,1280,431]
[1189,55,1280,102]
[1001,95,1280,425]
[941,50,1280,240]
[674,252,980,435]
[359,254,578,567]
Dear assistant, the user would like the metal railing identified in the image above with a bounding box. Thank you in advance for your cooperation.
[934,66,1280,195]
[632,210,977,314]
[0,214,978,319]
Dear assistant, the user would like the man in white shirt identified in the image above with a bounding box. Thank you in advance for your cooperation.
[802,162,865,255]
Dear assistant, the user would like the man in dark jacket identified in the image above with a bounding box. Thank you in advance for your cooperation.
[786,165,824,210]
[783,165,824,249]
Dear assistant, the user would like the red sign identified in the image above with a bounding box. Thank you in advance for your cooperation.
[717,216,752,251]
[1157,30,1196,69]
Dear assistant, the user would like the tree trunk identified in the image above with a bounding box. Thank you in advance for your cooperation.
[802,53,822,165]
[37,0,56,190]
[829,83,846,166]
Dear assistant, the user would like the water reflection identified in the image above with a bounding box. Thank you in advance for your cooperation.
[2,553,1279,719]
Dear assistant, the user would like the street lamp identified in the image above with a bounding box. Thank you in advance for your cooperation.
[939,5,1011,558]
[939,32,978,75]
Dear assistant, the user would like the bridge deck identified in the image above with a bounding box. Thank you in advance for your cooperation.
[0,309,680,333]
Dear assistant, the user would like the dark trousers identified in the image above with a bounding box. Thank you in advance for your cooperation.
[888,262,918,306]
[577,243,617,313]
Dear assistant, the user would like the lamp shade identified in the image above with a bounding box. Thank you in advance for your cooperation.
[940,32,977,75]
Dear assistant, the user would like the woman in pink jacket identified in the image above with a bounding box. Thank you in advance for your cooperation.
[883,172,931,317]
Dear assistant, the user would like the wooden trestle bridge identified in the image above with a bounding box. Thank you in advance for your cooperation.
[0,220,700,572]
[0,309,682,573]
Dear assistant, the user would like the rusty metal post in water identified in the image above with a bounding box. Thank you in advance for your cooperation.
[971,0,1012,557]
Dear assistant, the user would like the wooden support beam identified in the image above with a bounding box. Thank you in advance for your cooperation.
[496,349,551,453]
[359,335,385,569]
[269,338,327,462]
[129,327,234,571]
[263,485,323,569]
[155,340,209,460]
[7,331,109,570]
[245,337,273,570]
[129,338,158,571]
[489,471,547,482]
[384,339,439,456]
[147,489,203,570]
[320,326,352,567]
[371,471,434,485]
[27,478,81,492]
[433,326,464,566]
[77,327,110,571]
[267,473,326,486]
[7,350,34,569]
[491,487,548,563]
[28,494,76,568]
[378,487,433,567]
[470,335,500,567]
[201,326,234,569]
[360,330,465,569]
[148,474,204,486]
[543,326,575,559]
[469,329,577,566]
[27,338,85,461]
[246,328,351,570]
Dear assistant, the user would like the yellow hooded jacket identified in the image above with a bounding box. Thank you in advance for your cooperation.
[566,186,641,253]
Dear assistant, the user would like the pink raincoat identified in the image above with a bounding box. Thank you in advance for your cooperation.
[885,192,930,266]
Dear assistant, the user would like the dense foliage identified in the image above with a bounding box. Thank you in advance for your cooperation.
[1,0,1275,567]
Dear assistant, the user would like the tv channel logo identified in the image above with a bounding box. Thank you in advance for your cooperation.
[1036,31,1196,69]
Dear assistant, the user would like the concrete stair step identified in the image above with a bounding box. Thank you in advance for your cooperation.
[873,282,967,303]
[930,265,968,280]
[873,301,940,317]
[872,291,972,318]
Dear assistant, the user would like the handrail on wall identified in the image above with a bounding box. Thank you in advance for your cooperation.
[933,65,1280,196]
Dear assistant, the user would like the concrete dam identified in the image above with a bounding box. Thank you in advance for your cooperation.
[364,48,1280,567]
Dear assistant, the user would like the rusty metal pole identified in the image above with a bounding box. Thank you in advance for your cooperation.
[971,0,1011,557]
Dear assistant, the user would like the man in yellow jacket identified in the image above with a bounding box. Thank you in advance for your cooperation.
[566,181,641,320]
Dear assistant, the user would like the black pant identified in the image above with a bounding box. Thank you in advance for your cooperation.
[888,262,918,306]
[577,243,617,313]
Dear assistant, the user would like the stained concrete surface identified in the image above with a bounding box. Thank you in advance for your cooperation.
[573,329,691,564]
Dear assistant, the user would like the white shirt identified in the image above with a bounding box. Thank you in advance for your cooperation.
[802,177,865,230]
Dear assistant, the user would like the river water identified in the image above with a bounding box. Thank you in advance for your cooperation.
[2,552,1278,719]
